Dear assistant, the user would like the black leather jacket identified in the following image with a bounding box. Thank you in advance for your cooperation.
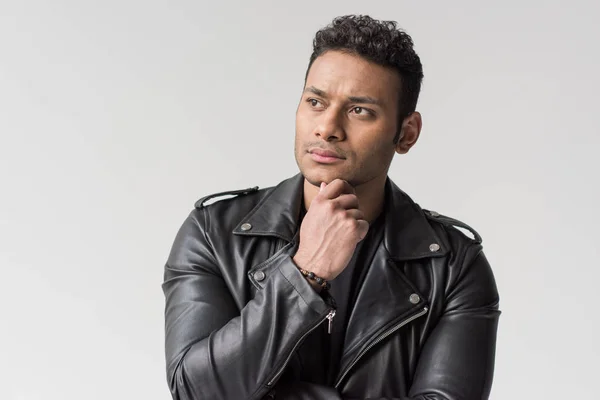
[163,174,500,400]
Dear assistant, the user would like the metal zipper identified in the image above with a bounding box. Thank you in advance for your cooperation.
[326,309,336,334]
[267,309,336,386]
[334,306,429,388]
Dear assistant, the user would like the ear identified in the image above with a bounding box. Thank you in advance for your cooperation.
[395,111,422,154]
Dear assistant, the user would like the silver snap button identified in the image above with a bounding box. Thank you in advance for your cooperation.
[409,293,421,304]
[429,243,440,252]
[429,210,440,217]
[254,270,266,282]
[240,223,252,231]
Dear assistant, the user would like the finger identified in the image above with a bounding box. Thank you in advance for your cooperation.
[320,182,326,192]
[320,179,355,199]
[344,208,365,221]
[332,194,359,210]
[356,220,370,241]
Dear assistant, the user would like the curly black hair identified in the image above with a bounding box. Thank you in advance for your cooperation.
[306,15,424,141]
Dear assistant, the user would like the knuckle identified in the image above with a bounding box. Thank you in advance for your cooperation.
[325,201,336,212]
[345,218,359,230]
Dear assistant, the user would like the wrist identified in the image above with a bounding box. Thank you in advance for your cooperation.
[292,254,331,280]
[292,256,331,292]
[297,267,331,292]
[306,278,324,293]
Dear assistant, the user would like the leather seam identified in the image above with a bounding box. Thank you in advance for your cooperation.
[278,262,313,310]
[248,242,295,290]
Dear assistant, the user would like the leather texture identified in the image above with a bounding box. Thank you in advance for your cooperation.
[162,173,500,400]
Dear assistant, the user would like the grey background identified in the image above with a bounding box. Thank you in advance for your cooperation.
[1,1,599,399]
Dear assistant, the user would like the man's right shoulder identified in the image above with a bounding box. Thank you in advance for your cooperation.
[194,185,262,209]
[190,183,274,230]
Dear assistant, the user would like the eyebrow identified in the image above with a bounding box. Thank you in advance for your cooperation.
[304,86,382,106]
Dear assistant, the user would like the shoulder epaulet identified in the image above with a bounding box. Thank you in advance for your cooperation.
[194,186,259,209]
[423,209,482,244]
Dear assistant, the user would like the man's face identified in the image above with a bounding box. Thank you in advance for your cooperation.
[295,50,401,188]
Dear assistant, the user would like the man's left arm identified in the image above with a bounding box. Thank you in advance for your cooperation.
[407,247,501,400]
[270,246,500,400]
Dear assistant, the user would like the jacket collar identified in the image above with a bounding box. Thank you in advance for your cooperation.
[382,179,448,260]
[233,174,305,243]
[233,173,448,260]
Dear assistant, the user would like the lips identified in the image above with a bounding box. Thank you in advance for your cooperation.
[308,148,344,159]
[308,147,345,164]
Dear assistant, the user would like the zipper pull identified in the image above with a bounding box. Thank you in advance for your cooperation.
[326,309,336,334]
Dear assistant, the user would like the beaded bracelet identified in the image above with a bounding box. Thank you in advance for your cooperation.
[298,267,331,291]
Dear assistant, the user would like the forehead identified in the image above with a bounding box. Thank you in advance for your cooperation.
[305,50,400,103]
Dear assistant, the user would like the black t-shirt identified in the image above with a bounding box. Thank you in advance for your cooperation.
[294,207,386,385]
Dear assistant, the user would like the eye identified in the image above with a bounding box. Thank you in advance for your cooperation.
[307,98,324,108]
[350,106,372,116]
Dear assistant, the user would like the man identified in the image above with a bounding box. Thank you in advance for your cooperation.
[163,15,500,400]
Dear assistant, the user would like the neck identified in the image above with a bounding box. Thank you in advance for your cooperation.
[303,175,387,223]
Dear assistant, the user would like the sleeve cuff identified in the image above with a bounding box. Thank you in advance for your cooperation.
[277,256,330,315]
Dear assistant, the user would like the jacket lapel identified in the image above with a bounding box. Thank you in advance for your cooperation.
[339,244,426,363]
[337,178,449,382]
[232,173,305,242]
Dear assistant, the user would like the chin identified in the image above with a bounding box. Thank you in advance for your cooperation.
[300,166,349,187]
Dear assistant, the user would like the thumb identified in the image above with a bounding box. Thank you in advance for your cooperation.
[319,182,327,192]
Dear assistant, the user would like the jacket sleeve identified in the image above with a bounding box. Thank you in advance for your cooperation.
[162,209,334,400]
[407,247,501,400]
[272,248,499,400]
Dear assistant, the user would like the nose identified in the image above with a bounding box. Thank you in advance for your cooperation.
[314,108,346,142]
